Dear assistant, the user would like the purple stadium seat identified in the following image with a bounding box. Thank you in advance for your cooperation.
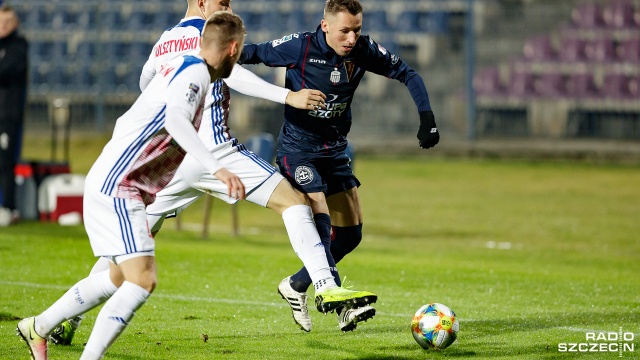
[616,38,640,63]
[601,73,631,99]
[585,38,617,62]
[603,0,636,28]
[506,71,537,98]
[523,36,557,61]
[473,68,505,96]
[534,73,567,98]
[565,72,600,99]
[627,75,640,98]
[570,2,605,28]
[559,37,588,62]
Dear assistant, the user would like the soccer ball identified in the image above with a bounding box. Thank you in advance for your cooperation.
[411,303,459,350]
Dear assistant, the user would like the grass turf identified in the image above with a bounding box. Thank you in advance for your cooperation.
[1,151,639,359]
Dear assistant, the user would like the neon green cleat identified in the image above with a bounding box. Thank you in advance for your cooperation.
[49,316,81,346]
[314,286,377,314]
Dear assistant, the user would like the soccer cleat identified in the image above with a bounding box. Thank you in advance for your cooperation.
[277,277,312,332]
[338,305,376,332]
[314,286,377,314]
[16,317,48,360]
[49,316,81,345]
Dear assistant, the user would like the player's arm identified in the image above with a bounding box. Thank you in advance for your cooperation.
[361,37,439,149]
[223,64,326,109]
[139,44,158,91]
[239,33,303,67]
[164,65,245,199]
[0,37,27,82]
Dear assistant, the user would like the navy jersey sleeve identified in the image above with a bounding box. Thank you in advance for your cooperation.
[357,36,432,112]
[240,33,305,68]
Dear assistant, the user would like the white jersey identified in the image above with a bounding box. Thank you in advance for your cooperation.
[140,17,289,153]
[87,55,210,206]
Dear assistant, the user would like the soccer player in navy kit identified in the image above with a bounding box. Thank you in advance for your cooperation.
[239,0,440,332]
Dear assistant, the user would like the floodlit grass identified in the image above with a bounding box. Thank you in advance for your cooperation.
[2,147,639,359]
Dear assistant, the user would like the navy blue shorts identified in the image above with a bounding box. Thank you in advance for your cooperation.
[276,151,360,196]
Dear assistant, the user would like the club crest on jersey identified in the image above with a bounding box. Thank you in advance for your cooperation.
[343,61,355,82]
[294,166,314,185]
[330,67,341,84]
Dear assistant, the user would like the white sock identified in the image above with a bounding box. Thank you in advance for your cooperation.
[81,281,150,360]
[281,205,336,291]
[35,269,117,336]
[69,257,113,325]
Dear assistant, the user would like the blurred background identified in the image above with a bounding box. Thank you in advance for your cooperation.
[8,0,640,156]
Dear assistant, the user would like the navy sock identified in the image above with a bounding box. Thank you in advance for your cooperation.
[289,213,341,292]
[330,224,363,263]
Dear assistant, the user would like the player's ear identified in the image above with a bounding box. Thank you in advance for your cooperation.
[228,41,238,58]
[321,19,329,33]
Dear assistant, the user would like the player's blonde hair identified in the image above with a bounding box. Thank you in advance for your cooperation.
[201,11,245,50]
[324,0,363,18]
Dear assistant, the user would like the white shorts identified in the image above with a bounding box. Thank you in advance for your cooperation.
[83,190,156,258]
[146,142,283,218]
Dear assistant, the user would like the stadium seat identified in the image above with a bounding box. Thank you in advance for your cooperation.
[419,11,449,33]
[558,37,588,62]
[396,11,420,32]
[474,68,506,97]
[601,73,632,99]
[364,10,391,32]
[523,36,557,62]
[506,71,537,98]
[534,73,567,98]
[565,72,599,99]
[603,0,636,29]
[616,38,640,63]
[570,2,604,28]
[585,37,617,62]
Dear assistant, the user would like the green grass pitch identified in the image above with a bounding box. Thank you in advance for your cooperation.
[1,152,639,359]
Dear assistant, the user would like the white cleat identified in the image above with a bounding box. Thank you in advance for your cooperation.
[16,317,48,360]
[277,276,312,332]
[338,305,376,332]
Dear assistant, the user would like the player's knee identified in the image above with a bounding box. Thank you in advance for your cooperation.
[330,224,363,263]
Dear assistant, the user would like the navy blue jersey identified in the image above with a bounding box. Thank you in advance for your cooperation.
[240,26,431,155]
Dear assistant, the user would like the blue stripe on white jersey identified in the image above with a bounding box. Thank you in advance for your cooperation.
[114,198,137,254]
[209,80,227,145]
[167,18,205,33]
[101,106,166,195]
[169,55,204,85]
[237,144,277,174]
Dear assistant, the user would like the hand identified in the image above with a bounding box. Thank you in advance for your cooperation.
[213,168,246,200]
[285,89,327,111]
[416,110,439,149]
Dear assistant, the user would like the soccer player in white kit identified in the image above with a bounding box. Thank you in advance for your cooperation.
[16,12,246,360]
[16,12,370,360]
[46,0,377,343]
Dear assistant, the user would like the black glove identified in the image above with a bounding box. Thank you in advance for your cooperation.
[416,110,439,149]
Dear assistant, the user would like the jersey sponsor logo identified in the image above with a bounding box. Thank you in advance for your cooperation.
[155,36,199,57]
[309,58,326,64]
[294,166,314,185]
[272,33,298,47]
[378,44,387,55]
[185,83,199,104]
[308,94,347,118]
